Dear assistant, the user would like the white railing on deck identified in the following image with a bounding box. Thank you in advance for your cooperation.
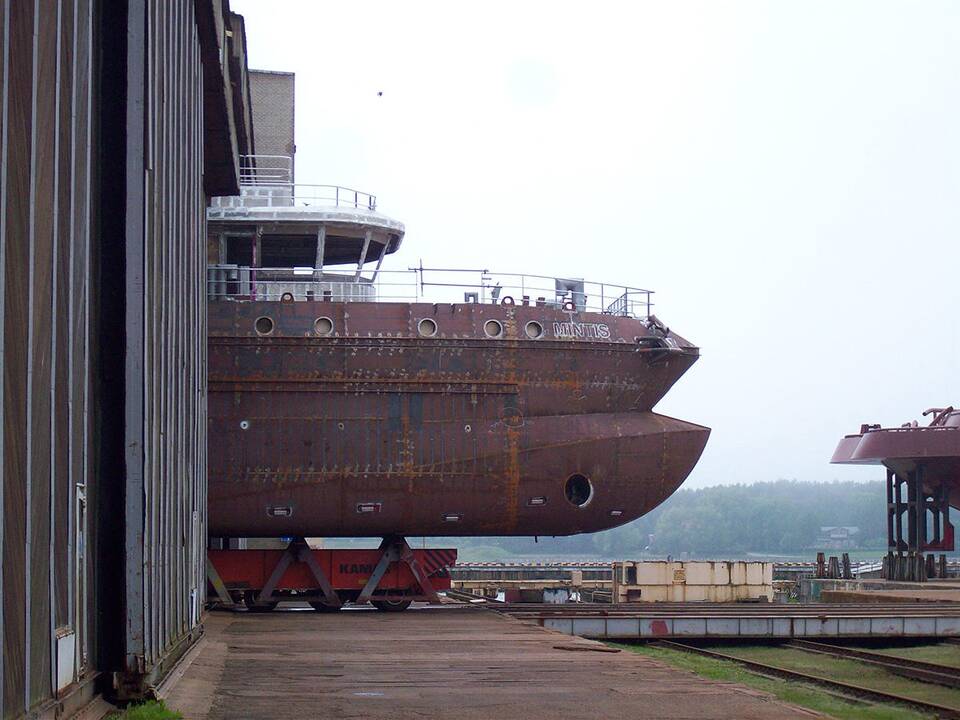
[239,154,292,184]
[206,266,653,317]
[224,154,378,211]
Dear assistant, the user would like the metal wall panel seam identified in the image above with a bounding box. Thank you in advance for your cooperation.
[189,0,196,633]
[193,32,202,618]
[173,0,180,645]
[3,5,39,711]
[24,0,39,707]
[169,55,174,639]
[66,0,77,643]
[79,0,92,673]
[142,0,154,665]
[168,0,176,650]
[157,0,164,656]
[152,0,160,659]
[124,0,148,669]
[52,0,73,639]
[161,0,168,655]
[144,26,153,655]
[195,45,205,610]
[0,0,9,712]
[155,0,165,659]
[48,0,62,697]
[152,0,159,655]
[161,0,169,648]
[176,0,185,638]
[185,0,192,636]
[160,0,169,655]
[177,0,184,635]
[31,0,58,702]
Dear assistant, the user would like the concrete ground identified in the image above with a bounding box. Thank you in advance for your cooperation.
[164,605,816,720]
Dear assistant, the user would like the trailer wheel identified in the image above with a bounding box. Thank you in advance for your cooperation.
[371,599,412,612]
[309,602,342,613]
[244,601,279,613]
[243,592,280,612]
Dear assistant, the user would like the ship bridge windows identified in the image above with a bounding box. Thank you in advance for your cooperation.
[257,233,388,268]
[325,234,383,266]
[225,235,253,266]
[260,235,316,267]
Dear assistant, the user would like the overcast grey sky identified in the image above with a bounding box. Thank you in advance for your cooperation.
[233,1,959,489]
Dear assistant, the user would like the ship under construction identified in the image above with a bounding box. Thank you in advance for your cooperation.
[203,73,709,610]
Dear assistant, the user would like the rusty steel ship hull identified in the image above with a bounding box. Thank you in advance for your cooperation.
[207,301,709,537]
[833,419,960,509]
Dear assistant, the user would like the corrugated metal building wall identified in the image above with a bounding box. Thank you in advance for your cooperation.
[0,1,251,717]
[121,0,208,694]
[1,1,96,716]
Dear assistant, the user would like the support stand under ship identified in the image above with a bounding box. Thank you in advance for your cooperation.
[833,407,960,582]
[203,153,709,610]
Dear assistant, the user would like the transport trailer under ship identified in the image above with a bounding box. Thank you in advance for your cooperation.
[206,541,457,612]
[204,154,709,609]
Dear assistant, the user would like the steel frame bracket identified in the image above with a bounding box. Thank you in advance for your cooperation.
[255,537,342,608]
[206,556,236,608]
[356,535,440,605]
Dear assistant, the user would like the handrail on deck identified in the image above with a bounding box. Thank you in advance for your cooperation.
[206,265,653,317]
[229,154,378,211]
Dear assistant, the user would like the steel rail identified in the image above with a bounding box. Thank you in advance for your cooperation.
[442,588,504,604]
[654,640,960,719]
[502,611,960,618]
[497,602,960,617]
[786,639,960,689]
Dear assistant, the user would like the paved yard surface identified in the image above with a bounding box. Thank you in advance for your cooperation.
[164,605,816,720]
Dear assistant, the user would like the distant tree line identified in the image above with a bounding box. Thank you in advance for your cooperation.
[448,480,889,560]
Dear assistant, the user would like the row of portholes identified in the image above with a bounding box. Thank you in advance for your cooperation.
[254,315,546,340]
[422,317,544,340]
[254,316,335,336]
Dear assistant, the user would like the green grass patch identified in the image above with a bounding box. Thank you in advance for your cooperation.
[612,642,928,720]
[850,643,960,669]
[109,701,182,720]
[718,645,960,708]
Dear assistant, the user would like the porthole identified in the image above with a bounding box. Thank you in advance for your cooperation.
[564,473,593,508]
[418,318,438,337]
[314,316,334,336]
[483,319,503,338]
[524,320,544,339]
[239,420,250,430]
[254,316,274,335]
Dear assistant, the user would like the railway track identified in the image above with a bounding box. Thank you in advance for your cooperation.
[498,601,960,617]
[655,639,960,719]
[442,588,504,604]
[786,639,960,689]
